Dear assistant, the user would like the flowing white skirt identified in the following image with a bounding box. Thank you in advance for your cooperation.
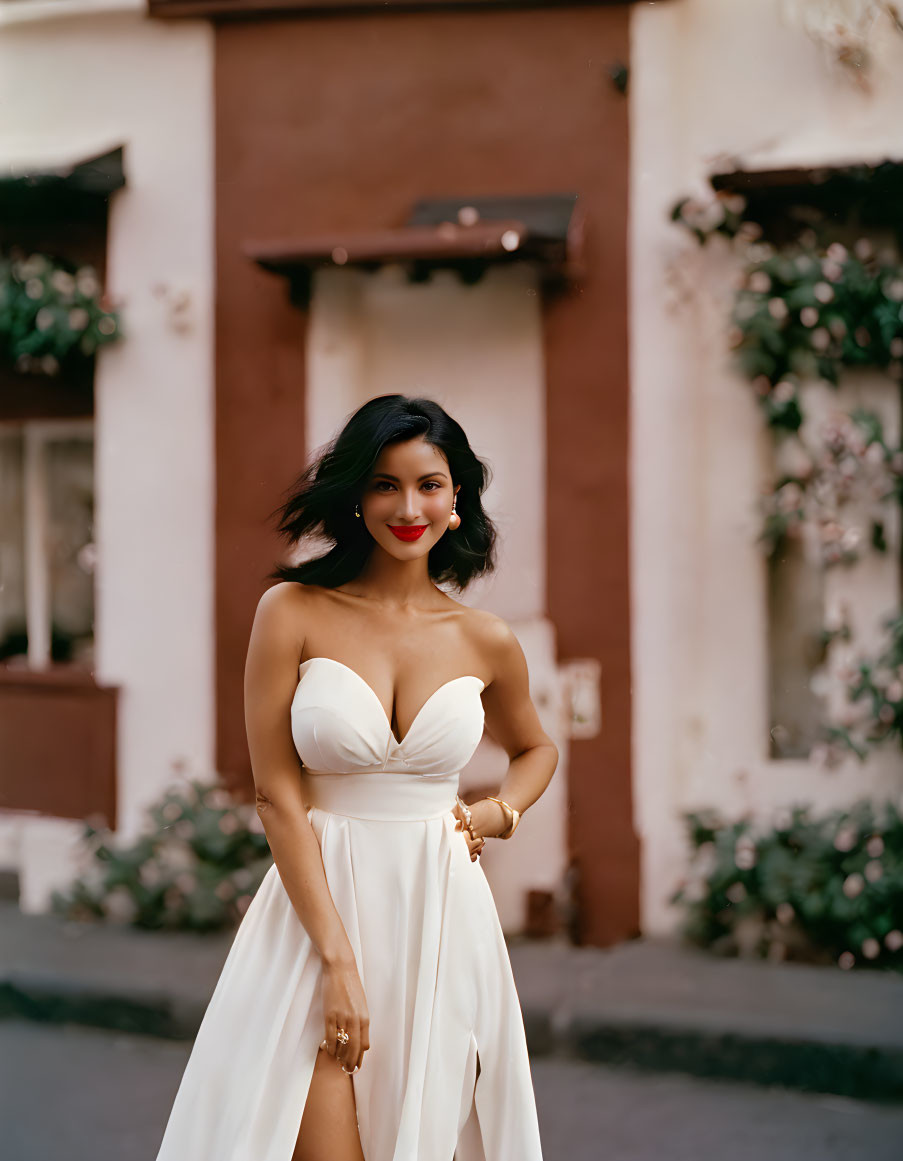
[154,771,544,1161]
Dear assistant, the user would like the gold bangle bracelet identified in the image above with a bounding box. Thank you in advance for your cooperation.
[485,796,521,840]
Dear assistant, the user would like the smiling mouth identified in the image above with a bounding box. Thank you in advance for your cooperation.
[388,524,429,541]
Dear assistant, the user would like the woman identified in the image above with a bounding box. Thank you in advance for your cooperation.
[155,394,558,1161]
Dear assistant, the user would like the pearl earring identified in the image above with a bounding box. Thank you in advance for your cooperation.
[448,500,461,531]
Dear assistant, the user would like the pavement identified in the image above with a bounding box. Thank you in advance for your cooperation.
[2,901,903,1103]
[5,1020,903,1161]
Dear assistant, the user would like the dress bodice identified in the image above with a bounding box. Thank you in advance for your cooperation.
[291,656,486,775]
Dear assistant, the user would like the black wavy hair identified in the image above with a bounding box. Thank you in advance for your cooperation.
[268,394,498,592]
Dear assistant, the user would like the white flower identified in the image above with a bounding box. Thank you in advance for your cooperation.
[736,221,763,244]
[139,862,163,888]
[811,327,831,351]
[68,308,89,331]
[50,270,76,296]
[853,239,873,261]
[800,306,819,327]
[25,278,44,300]
[106,885,137,923]
[838,950,855,970]
[866,835,885,858]
[834,824,858,852]
[864,860,883,883]
[18,256,47,279]
[773,380,797,404]
[885,930,903,952]
[813,281,835,304]
[159,841,194,873]
[768,297,789,320]
[726,882,747,903]
[828,318,847,339]
[749,271,771,294]
[720,193,747,216]
[752,375,772,396]
[76,269,100,297]
[776,902,795,924]
[862,938,881,960]
[842,873,865,898]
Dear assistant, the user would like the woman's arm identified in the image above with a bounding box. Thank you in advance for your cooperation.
[463,615,560,842]
[244,582,369,1071]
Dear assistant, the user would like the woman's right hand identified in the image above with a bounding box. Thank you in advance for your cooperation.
[320,956,370,1074]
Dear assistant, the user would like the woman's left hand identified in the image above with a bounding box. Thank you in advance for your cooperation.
[452,798,507,861]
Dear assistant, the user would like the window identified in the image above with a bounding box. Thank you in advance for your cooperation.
[0,419,95,670]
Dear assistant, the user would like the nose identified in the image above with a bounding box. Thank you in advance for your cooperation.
[398,487,420,522]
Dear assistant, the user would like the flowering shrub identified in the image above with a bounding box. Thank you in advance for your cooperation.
[52,778,273,932]
[670,798,903,970]
[759,409,903,565]
[670,190,753,246]
[672,188,903,431]
[0,251,121,376]
[821,611,903,760]
[731,243,903,431]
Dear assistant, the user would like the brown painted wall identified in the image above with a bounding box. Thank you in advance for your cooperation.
[0,670,117,824]
[215,6,637,944]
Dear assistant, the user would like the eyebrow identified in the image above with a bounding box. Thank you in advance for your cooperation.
[371,471,449,482]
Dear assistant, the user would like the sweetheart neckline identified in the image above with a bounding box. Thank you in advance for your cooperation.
[294,655,485,749]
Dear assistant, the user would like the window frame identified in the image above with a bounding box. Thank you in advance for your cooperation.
[0,416,95,672]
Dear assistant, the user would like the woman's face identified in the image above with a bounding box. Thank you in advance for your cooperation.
[361,437,459,559]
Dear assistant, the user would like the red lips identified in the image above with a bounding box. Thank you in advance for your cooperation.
[388,524,428,541]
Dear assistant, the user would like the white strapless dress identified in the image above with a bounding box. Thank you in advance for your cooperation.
[154,656,544,1161]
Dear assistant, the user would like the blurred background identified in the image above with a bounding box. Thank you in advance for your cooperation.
[1,0,902,1158]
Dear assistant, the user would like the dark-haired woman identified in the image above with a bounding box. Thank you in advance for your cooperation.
[155,395,558,1161]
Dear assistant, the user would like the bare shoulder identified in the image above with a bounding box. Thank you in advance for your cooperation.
[255,579,316,615]
[459,605,524,678]
[250,581,321,647]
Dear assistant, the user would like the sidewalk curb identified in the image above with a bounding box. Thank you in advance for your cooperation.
[566,1013,903,1103]
[2,969,901,1103]
[0,974,204,1040]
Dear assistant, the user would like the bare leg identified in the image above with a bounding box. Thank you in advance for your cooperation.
[292,1048,365,1161]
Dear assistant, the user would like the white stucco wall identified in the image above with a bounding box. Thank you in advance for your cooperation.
[305,265,569,933]
[631,0,903,934]
[0,10,215,910]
